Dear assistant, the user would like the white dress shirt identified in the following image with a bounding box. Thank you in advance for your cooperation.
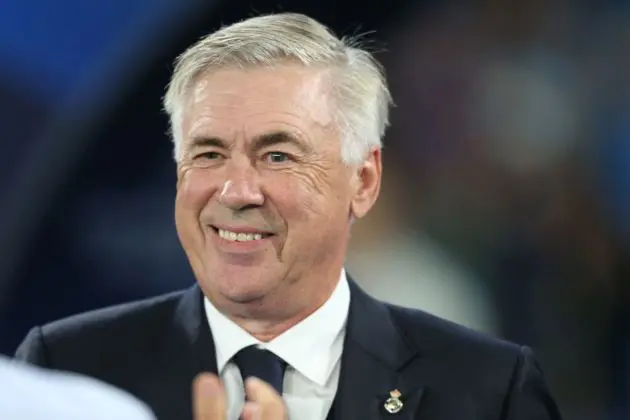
[204,270,350,420]
[0,356,155,420]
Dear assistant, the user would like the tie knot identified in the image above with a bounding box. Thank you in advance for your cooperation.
[233,345,287,394]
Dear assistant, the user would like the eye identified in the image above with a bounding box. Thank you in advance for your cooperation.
[264,151,290,163]
[195,151,223,160]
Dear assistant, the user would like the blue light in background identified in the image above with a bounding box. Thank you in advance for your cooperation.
[0,0,186,104]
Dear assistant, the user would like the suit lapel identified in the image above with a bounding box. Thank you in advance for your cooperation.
[135,285,217,420]
[333,280,424,420]
[171,284,219,375]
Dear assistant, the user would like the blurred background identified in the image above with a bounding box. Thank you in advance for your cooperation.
[0,0,628,418]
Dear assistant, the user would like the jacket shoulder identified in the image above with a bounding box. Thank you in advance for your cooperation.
[40,289,185,342]
[387,303,524,363]
[17,289,189,376]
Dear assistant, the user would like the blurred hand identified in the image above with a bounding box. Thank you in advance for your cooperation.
[240,377,287,420]
[193,373,287,420]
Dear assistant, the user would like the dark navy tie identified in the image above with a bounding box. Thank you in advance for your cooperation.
[233,345,287,395]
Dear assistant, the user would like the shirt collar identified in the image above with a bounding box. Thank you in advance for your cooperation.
[204,270,350,386]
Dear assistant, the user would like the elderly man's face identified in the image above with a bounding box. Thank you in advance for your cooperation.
[174,64,381,317]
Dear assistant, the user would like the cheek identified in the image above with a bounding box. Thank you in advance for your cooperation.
[176,168,217,212]
[272,168,349,223]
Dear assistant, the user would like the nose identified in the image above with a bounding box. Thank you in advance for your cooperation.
[218,160,264,210]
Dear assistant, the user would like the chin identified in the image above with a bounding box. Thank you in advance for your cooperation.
[213,273,273,303]
[202,261,283,302]
[224,291,266,305]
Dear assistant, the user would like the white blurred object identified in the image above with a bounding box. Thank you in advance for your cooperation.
[0,357,155,420]
[346,232,498,335]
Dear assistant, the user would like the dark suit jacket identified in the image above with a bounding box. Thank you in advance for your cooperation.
[15,280,562,420]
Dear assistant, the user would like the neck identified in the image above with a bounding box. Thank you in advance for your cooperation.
[232,314,314,342]
[228,269,342,342]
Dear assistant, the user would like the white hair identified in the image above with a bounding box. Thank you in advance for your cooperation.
[163,12,392,165]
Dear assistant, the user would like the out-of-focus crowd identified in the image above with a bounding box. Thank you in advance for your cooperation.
[347,2,630,418]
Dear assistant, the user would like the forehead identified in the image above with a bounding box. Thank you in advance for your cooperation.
[182,65,335,142]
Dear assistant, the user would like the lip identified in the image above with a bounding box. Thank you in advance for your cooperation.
[208,225,274,254]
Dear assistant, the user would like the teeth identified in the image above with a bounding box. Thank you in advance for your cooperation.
[218,229,263,242]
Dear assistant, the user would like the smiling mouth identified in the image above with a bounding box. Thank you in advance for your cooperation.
[210,226,274,242]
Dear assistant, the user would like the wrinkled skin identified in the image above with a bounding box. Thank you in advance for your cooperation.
[174,64,381,337]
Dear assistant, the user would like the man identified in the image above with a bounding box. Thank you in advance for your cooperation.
[0,355,156,419]
[15,12,563,420]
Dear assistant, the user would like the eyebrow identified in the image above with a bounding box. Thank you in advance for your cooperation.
[189,136,227,150]
[189,131,311,154]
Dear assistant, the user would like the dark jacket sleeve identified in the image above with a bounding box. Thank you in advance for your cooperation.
[502,346,563,420]
[14,326,51,367]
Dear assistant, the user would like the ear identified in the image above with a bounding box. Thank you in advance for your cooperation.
[350,148,382,220]
[176,162,185,188]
